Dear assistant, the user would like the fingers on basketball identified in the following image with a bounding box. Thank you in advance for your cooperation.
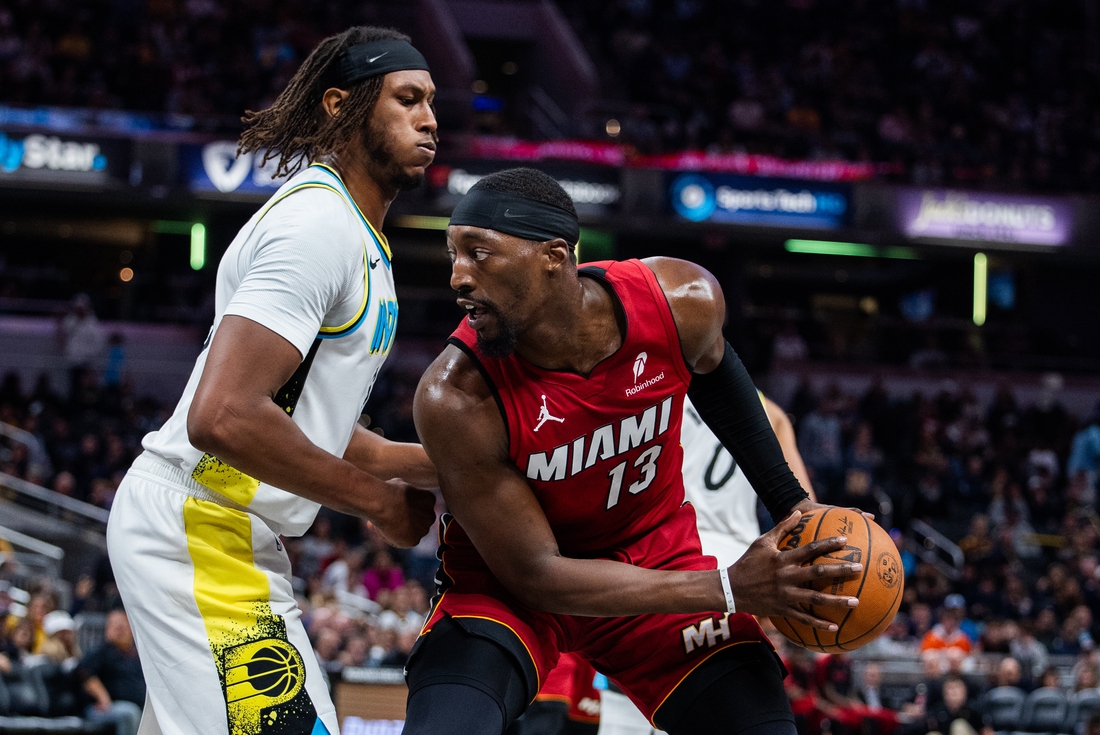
[770,507,904,654]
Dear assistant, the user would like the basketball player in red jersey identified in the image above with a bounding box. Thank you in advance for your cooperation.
[403,169,863,735]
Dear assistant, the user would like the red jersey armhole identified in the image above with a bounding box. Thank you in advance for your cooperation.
[631,260,695,385]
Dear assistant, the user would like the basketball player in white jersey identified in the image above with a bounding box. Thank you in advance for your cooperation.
[596,394,815,735]
[107,28,438,735]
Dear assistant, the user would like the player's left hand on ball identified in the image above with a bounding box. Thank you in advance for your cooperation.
[372,480,437,548]
[728,510,864,631]
[792,497,874,521]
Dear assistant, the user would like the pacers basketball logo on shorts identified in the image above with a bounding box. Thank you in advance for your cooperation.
[211,616,322,735]
[224,638,304,708]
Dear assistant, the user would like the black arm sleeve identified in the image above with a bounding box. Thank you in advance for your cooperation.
[687,341,809,521]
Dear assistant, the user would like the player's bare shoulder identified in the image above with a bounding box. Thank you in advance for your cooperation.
[641,256,726,371]
[413,344,505,458]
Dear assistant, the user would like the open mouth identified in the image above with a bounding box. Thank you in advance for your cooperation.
[458,298,493,328]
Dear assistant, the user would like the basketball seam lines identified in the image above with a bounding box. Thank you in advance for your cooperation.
[840,551,904,648]
[808,512,828,653]
[835,514,873,651]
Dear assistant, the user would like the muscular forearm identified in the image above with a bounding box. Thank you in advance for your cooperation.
[344,425,438,488]
[188,396,391,519]
[510,556,724,617]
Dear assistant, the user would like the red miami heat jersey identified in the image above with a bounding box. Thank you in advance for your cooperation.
[447,259,693,559]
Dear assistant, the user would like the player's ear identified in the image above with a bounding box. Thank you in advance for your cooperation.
[321,88,351,119]
[544,238,572,274]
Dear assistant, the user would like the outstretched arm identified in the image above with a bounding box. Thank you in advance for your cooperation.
[188,315,435,547]
[414,345,860,626]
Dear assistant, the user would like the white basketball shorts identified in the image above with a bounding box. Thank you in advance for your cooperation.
[107,453,339,735]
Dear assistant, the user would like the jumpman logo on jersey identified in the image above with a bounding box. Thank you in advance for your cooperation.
[534,395,565,432]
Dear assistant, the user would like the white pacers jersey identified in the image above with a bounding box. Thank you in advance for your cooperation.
[141,163,399,537]
[681,395,763,565]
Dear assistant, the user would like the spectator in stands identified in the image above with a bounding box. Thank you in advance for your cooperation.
[1068,410,1100,505]
[1009,619,1050,681]
[921,594,973,670]
[5,588,57,654]
[925,676,991,735]
[958,515,996,568]
[313,626,344,677]
[817,653,899,734]
[798,387,845,496]
[989,656,1026,692]
[1051,605,1095,655]
[1037,666,1062,690]
[37,610,83,717]
[784,646,831,735]
[1000,575,1036,620]
[298,514,336,581]
[1035,608,1060,651]
[979,619,1014,656]
[909,602,934,642]
[57,293,106,396]
[0,579,11,617]
[1073,656,1100,692]
[38,609,80,666]
[856,662,888,710]
[337,633,371,669]
[376,582,427,636]
[5,616,34,665]
[362,547,404,602]
[380,628,418,669]
[78,609,144,735]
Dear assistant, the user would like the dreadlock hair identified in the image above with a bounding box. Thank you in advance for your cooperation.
[469,168,579,263]
[238,26,411,178]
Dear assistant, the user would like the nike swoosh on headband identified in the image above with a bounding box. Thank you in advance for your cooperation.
[368,52,388,63]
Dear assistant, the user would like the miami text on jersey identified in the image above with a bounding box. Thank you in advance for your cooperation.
[526,396,675,482]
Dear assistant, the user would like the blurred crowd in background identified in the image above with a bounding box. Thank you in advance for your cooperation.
[562,0,1100,192]
[2,0,1099,191]
[4,323,1100,733]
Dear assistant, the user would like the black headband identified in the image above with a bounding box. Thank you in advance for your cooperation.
[450,189,579,246]
[332,39,430,88]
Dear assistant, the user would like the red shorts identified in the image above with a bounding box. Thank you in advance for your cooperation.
[418,504,772,725]
[537,653,601,724]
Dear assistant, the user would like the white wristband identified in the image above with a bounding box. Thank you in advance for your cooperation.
[718,567,736,614]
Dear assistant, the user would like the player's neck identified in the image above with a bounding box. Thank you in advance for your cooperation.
[514,277,622,376]
[322,151,395,230]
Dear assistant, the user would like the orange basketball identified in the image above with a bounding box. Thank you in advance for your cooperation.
[769,507,903,654]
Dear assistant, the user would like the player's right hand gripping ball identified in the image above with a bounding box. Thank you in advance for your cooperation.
[770,508,903,653]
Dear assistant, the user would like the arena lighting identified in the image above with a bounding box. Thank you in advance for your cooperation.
[973,252,988,326]
[153,220,206,270]
[784,240,920,259]
[190,223,206,270]
[392,215,450,230]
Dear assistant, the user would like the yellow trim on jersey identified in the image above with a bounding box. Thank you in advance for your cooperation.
[184,498,307,735]
[254,179,372,338]
[310,163,393,262]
